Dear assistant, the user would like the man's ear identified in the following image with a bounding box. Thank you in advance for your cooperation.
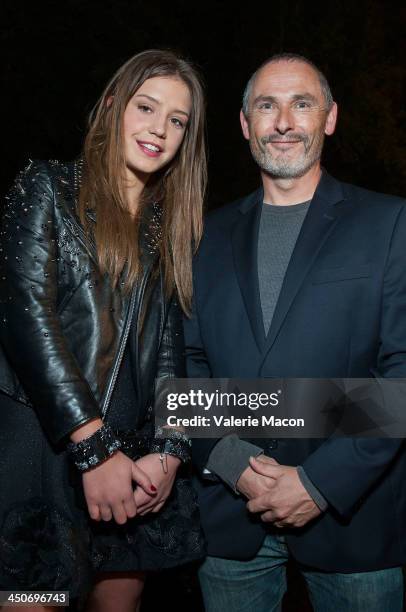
[325,102,338,136]
[240,109,250,141]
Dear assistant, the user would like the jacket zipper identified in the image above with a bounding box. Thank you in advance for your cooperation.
[60,175,158,419]
[134,260,164,407]
[101,261,153,419]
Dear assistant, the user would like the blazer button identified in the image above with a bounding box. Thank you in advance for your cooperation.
[268,439,278,450]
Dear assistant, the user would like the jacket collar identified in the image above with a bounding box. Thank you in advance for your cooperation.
[231,170,347,354]
[237,169,346,214]
[261,170,346,359]
[69,160,161,269]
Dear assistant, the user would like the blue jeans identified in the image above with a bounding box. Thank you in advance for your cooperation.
[198,535,404,612]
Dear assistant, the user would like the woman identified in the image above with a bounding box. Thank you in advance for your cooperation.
[0,49,206,611]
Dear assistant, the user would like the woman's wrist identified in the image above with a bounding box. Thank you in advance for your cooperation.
[149,428,192,463]
[157,453,181,474]
[67,422,122,472]
[166,454,182,468]
[69,417,104,443]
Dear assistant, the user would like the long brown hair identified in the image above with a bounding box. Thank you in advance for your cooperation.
[78,49,206,314]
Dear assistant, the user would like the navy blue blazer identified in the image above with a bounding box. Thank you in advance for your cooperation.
[184,171,406,572]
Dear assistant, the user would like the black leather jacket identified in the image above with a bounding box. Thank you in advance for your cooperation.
[0,159,184,444]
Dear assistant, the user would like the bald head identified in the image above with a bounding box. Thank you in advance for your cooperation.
[242,53,333,116]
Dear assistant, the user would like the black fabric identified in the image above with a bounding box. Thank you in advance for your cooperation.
[0,160,184,443]
[185,172,406,571]
[0,392,204,602]
[0,160,205,600]
[107,342,139,431]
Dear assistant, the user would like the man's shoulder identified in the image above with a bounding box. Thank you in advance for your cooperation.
[206,194,250,223]
[204,188,261,230]
[339,178,405,211]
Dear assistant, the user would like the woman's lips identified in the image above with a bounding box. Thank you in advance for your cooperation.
[136,141,163,158]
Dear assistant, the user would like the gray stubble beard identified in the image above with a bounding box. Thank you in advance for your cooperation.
[249,133,325,179]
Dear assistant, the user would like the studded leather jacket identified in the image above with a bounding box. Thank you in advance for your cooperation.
[0,159,185,445]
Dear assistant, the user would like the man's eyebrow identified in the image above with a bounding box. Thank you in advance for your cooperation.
[252,93,320,105]
[291,93,319,104]
[134,93,190,117]
[252,95,278,106]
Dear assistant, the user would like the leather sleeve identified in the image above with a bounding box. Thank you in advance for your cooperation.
[152,292,192,461]
[156,292,186,379]
[0,160,101,444]
[183,295,220,474]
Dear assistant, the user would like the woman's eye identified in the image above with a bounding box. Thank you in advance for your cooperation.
[171,117,185,129]
[138,104,152,113]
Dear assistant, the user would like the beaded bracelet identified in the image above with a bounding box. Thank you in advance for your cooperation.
[67,423,122,472]
[149,428,192,464]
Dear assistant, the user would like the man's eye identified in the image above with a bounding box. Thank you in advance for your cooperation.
[294,101,311,110]
[258,102,274,110]
[171,117,185,129]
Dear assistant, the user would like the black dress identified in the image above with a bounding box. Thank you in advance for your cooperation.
[0,313,205,603]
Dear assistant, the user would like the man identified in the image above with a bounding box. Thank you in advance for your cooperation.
[184,53,406,611]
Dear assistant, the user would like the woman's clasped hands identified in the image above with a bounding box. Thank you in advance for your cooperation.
[82,450,180,524]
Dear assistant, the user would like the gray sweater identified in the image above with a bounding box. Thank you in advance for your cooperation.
[206,200,328,511]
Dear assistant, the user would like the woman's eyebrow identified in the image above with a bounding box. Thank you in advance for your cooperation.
[134,93,189,117]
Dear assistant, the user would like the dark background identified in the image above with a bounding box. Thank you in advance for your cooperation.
[2,1,405,610]
[1,0,405,207]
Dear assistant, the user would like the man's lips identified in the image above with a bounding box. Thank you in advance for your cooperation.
[268,139,302,144]
[266,140,302,151]
[136,140,164,157]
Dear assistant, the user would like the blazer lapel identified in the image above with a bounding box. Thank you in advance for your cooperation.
[261,172,347,359]
[231,188,266,352]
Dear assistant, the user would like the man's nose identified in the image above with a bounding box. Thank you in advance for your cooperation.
[274,106,294,134]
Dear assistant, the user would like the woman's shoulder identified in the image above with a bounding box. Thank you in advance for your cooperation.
[10,158,77,195]
[5,159,80,226]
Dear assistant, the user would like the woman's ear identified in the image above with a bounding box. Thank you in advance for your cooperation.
[106,95,114,108]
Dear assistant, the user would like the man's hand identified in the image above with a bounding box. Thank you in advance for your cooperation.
[133,453,181,515]
[246,456,322,528]
[236,455,279,499]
